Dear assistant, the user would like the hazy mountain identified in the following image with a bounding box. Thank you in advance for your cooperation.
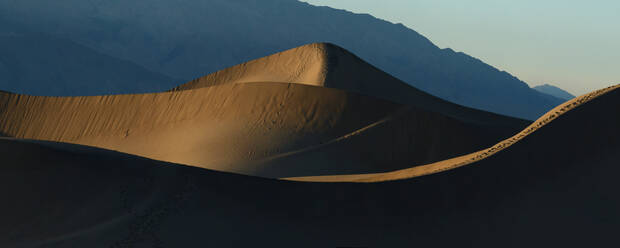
[0,0,563,119]
[533,84,576,100]
[0,17,179,96]
[0,33,181,96]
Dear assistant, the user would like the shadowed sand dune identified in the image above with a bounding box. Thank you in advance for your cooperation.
[1,84,619,247]
[289,84,620,182]
[0,44,528,177]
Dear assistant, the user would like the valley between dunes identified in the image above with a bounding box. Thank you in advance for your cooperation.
[1,43,619,247]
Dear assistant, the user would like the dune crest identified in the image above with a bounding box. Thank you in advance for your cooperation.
[172,43,331,89]
[174,43,527,127]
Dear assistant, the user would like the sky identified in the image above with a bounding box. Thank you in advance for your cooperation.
[302,0,619,95]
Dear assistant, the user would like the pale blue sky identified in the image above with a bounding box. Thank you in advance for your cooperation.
[302,0,619,95]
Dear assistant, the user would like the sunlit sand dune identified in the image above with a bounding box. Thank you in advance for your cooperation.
[1,84,619,247]
[0,44,527,177]
[173,43,525,126]
[0,83,518,177]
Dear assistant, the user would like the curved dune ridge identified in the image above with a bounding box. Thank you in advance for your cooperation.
[288,84,620,182]
[0,44,527,178]
[1,84,620,247]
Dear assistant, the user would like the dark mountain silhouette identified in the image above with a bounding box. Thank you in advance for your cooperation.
[0,0,563,119]
[533,84,576,100]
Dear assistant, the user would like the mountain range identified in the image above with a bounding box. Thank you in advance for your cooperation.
[0,31,179,96]
[0,0,565,119]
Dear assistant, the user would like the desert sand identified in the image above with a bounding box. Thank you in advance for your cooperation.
[0,44,527,178]
[173,43,526,126]
[2,43,619,247]
[1,83,619,247]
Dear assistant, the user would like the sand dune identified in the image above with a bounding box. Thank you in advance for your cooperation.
[6,44,618,246]
[0,82,520,177]
[2,84,620,247]
[0,44,528,177]
[173,43,526,126]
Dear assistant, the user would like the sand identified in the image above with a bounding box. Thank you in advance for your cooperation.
[1,84,619,247]
[288,84,620,182]
[2,43,618,247]
[0,44,527,178]
[173,43,526,127]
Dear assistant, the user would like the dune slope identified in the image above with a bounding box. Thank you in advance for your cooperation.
[173,43,528,127]
[0,45,531,177]
[0,82,521,177]
[2,82,620,246]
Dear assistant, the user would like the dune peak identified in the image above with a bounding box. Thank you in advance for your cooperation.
[0,44,528,178]
[172,42,527,127]
[172,42,377,91]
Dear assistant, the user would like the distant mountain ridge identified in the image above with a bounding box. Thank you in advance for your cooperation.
[0,17,180,96]
[0,32,180,96]
[533,84,576,100]
[0,0,564,119]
